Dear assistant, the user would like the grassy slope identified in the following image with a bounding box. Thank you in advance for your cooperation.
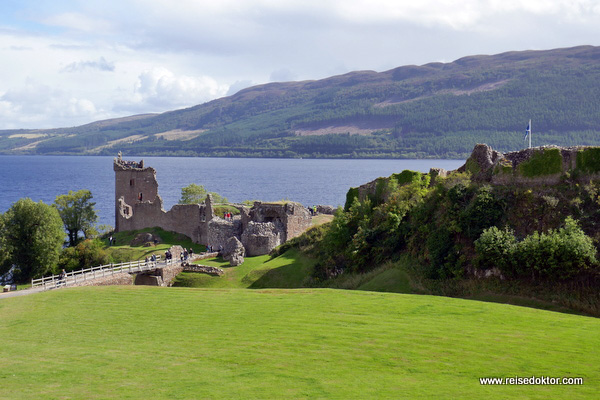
[0,286,597,399]
[176,250,583,316]
[173,248,314,289]
[103,227,205,262]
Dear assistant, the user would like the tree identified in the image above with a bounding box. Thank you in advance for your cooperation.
[0,198,65,282]
[54,190,98,247]
[179,184,228,204]
[58,239,111,272]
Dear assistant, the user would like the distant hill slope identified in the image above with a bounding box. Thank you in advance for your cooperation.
[3,45,600,158]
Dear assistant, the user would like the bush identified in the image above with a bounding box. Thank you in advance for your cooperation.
[460,186,504,240]
[474,226,517,274]
[475,217,596,280]
[58,239,112,272]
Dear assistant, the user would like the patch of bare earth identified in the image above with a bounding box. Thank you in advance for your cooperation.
[8,133,48,139]
[154,129,206,141]
[13,139,48,151]
[88,135,147,153]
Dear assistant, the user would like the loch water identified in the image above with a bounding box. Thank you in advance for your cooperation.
[0,155,464,227]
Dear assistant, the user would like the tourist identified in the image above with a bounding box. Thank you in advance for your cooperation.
[189,248,194,257]
[58,269,66,287]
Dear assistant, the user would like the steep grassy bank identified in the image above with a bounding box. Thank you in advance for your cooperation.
[1,286,598,399]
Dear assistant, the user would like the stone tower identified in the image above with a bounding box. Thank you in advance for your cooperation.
[113,153,159,231]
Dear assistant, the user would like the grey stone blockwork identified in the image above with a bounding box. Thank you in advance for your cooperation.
[114,154,312,256]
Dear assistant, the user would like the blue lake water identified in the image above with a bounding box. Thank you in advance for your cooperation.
[0,156,464,227]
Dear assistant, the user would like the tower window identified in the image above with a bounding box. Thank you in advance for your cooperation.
[130,179,135,186]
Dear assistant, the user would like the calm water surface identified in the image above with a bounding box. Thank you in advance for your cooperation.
[0,156,464,227]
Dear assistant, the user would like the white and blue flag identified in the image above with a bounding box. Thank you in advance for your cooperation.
[524,120,531,141]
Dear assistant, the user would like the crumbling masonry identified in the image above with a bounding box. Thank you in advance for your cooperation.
[114,154,312,256]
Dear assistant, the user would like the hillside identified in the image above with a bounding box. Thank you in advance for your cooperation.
[2,45,600,158]
[1,286,597,399]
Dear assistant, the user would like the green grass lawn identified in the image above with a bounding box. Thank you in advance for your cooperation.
[173,248,314,289]
[0,286,598,399]
[103,227,205,262]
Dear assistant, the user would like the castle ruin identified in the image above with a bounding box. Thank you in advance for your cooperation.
[114,153,312,256]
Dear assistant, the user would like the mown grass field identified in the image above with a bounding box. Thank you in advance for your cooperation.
[173,248,314,289]
[1,286,598,399]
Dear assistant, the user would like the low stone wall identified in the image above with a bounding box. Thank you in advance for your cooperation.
[69,272,133,287]
[182,264,224,276]
[160,263,184,287]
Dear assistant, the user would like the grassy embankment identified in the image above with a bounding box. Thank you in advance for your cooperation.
[103,227,205,262]
[99,222,590,316]
[1,286,598,399]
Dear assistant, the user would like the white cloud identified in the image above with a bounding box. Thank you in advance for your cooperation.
[116,67,229,113]
[226,80,254,96]
[1,0,600,129]
[62,56,115,72]
[0,80,99,128]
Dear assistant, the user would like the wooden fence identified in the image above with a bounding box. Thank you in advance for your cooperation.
[31,256,179,290]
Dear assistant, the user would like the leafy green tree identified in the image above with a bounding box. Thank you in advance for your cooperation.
[0,198,65,282]
[54,190,98,247]
[179,184,228,204]
[58,239,111,272]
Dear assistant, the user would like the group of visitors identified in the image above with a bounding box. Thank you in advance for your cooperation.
[181,248,194,261]
[223,211,234,220]
[145,254,157,265]
[308,206,318,216]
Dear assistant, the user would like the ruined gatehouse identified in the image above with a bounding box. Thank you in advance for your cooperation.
[114,154,312,256]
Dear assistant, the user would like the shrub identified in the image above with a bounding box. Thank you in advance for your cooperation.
[58,239,112,272]
[518,148,562,177]
[460,185,504,240]
[475,217,596,280]
[474,226,517,274]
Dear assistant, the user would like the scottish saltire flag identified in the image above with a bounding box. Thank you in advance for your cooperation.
[524,120,531,141]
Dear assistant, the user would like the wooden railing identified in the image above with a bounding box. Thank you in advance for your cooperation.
[31,256,179,290]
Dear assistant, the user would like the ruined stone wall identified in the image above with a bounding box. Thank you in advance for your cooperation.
[207,218,242,249]
[249,202,311,243]
[462,144,600,186]
[160,263,184,287]
[241,221,282,256]
[114,157,314,256]
[114,160,159,231]
[282,203,312,241]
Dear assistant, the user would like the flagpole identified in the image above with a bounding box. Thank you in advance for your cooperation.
[529,119,532,149]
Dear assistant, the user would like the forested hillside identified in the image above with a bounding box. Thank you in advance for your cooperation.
[2,45,600,158]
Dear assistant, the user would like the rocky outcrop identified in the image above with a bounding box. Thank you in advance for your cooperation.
[130,232,162,246]
[223,236,245,266]
[317,205,335,214]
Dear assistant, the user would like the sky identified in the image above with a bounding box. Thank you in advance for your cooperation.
[1,0,599,130]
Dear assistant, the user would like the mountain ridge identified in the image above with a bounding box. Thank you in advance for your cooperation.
[2,45,600,158]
